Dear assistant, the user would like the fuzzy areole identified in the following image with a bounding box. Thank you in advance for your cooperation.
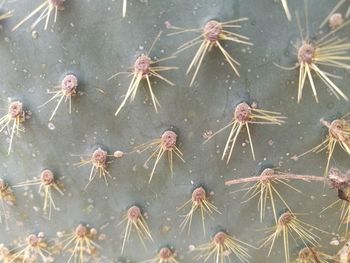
[213,231,227,245]
[91,148,108,168]
[234,102,252,123]
[203,20,222,42]
[8,101,23,119]
[49,0,65,7]
[329,13,344,29]
[159,247,173,260]
[134,55,151,77]
[278,212,294,226]
[298,43,315,64]
[75,224,88,238]
[328,119,350,143]
[127,205,141,221]
[26,234,40,247]
[161,130,177,150]
[61,74,78,96]
[191,187,206,204]
[40,169,55,186]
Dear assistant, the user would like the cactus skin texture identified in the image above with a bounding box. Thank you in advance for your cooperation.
[0,0,350,262]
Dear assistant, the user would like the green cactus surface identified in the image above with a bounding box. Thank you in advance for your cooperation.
[0,0,350,262]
